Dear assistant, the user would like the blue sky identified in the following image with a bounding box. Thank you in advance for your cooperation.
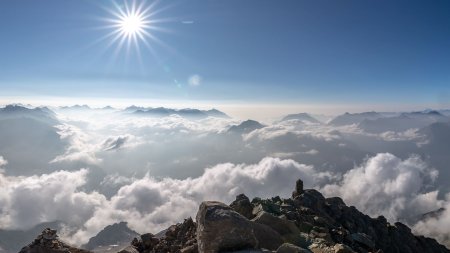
[0,0,449,110]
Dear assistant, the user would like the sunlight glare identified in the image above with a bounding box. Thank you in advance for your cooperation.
[119,13,145,37]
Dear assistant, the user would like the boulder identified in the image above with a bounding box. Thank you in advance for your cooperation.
[196,201,258,252]
[251,222,284,250]
[117,245,139,253]
[230,194,254,219]
[277,243,310,253]
[252,211,300,236]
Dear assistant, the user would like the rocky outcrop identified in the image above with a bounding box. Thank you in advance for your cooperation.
[122,217,197,253]
[18,228,91,253]
[121,178,449,253]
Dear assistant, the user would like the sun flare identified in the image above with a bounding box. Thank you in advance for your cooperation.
[103,0,161,54]
[119,13,145,36]
[111,2,151,41]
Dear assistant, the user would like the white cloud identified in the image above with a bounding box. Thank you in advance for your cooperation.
[0,169,106,230]
[188,74,202,87]
[51,124,101,165]
[321,153,442,222]
[413,196,450,247]
[379,129,423,142]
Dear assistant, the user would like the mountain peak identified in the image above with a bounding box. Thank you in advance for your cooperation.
[82,221,139,251]
[228,119,265,134]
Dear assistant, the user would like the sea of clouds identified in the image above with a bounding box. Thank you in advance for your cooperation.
[0,106,449,246]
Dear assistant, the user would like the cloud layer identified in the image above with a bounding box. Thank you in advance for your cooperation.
[2,153,449,246]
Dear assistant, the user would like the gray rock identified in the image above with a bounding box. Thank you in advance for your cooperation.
[252,211,300,236]
[230,194,254,219]
[333,244,355,253]
[349,233,374,249]
[196,201,258,253]
[277,243,310,253]
[117,245,139,253]
[140,233,159,248]
[180,243,198,253]
[251,222,284,250]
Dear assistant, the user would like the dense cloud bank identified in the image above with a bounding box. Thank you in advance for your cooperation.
[1,153,449,246]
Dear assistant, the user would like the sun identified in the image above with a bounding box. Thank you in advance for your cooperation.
[102,0,161,55]
[116,7,150,39]
[97,0,173,61]
[119,13,145,36]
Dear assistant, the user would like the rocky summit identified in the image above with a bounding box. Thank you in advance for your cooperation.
[122,179,449,253]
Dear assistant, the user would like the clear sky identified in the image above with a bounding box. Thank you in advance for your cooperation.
[0,0,449,113]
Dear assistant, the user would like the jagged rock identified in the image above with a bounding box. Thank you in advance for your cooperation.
[196,201,258,252]
[129,217,196,253]
[276,243,310,253]
[140,233,159,249]
[230,194,254,219]
[18,228,91,253]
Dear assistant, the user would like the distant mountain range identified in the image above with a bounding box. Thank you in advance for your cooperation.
[130,107,230,119]
[0,105,58,125]
[358,111,449,133]
[328,111,383,126]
